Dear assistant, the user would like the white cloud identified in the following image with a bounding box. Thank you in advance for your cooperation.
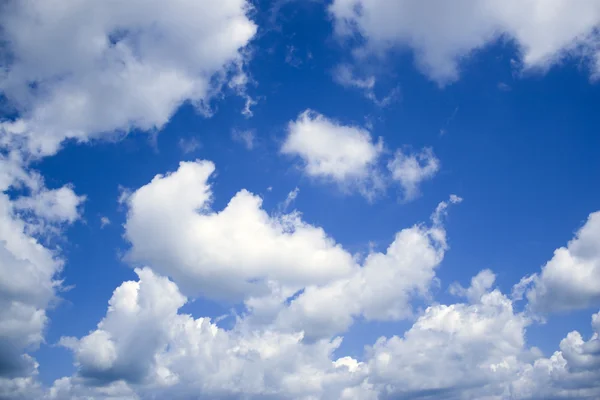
[54,268,363,399]
[59,268,187,384]
[123,160,356,301]
[100,217,111,229]
[49,263,600,399]
[271,220,449,339]
[123,160,460,340]
[330,0,600,84]
[282,111,440,201]
[279,187,300,213]
[283,110,383,181]
[14,186,86,224]
[268,195,461,339]
[0,0,257,156]
[516,210,600,313]
[365,271,531,399]
[282,110,385,198]
[388,147,440,201]
[0,156,83,383]
[511,309,600,399]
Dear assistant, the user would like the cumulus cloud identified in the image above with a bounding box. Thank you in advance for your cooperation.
[123,160,459,339]
[48,264,600,399]
[123,160,356,301]
[0,156,83,382]
[0,0,257,156]
[14,186,86,224]
[282,110,439,200]
[282,110,384,190]
[55,268,363,399]
[516,210,600,313]
[365,270,531,399]
[511,309,600,399]
[388,147,440,201]
[330,0,600,84]
[270,197,459,339]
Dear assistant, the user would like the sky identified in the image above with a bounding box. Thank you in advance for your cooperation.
[1,0,600,399]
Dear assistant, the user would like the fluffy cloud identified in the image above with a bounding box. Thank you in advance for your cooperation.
[27,184,600,399]
[50,263,600,399]
[282,110,384,196]
[0,0,256,156]
[282,110,439,200]
[123,159,458,339]
[124,160,356,301]
[388,147,440,202]
[330,0,600,84]
[511,310,600,399]
[14,186,86,224]
[55,268,364,399]
[365,270,531,399]
[271,200,456,339]
[515,211,600,314]
[59,268,187,385]
[0,156,83,383]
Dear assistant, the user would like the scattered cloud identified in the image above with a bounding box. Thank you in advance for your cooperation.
[388,147,440,202]
[0,156,83,382]
[330,0,600,85]
[123,160,356,301]
[1,2,599,399]
[516,211,600,313]
[282,110,385,198]
[51,253,600,399]
[282,110,441,201]
[14,186,86,224]
[0,0,257,157]
[100,217,111,229]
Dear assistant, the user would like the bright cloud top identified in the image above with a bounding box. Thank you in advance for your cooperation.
[282,110,439,200]
[0,1,599,399]
[124,160,356,301]
[516,211,600,313]
[0,156,84,381]
[330,0,600,84]
[52,259,600,399]
[282,110,383,183]
[0,0,256,156]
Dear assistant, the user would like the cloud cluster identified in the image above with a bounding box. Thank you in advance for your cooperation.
[1,1,600,399]
[330,0,600,84]
[46,162,600,399]
[123,160,356,301]
[282,110,440,200]
[51,258,600,400]
[0,0,256,156]
[515,211,600,314]
[0,155,84,383]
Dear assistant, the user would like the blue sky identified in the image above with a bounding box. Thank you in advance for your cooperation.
[1,1,600,399]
